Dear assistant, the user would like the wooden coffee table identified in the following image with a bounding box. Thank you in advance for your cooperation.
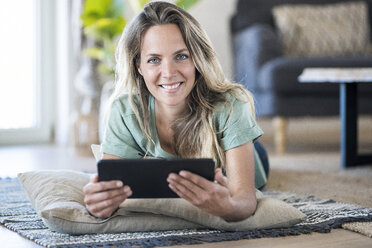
[298,68,372,169]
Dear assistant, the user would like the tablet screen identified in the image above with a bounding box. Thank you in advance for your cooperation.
[97,158,215,198]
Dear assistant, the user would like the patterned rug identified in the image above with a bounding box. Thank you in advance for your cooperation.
[0,177,371,248]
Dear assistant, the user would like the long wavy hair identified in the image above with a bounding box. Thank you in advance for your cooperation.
[108,1,255,168]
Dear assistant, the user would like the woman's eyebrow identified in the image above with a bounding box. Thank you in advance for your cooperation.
[173,48,189,55]
[144,48,189,57]
[145,53,161,57]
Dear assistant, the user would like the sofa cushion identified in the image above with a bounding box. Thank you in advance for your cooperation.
[231,0,372,40]
[272,1,370,56]
[257,57,372,94]
[233,24,283,93]
[254,91,372,117]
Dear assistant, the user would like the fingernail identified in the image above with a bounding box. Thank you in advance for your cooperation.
[116,181,123,187]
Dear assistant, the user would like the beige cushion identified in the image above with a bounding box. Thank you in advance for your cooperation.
[272,1,370,56]
[91,144,102,161]
[18,170,306,234]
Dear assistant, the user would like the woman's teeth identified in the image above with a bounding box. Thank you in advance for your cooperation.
[161,82,181,89]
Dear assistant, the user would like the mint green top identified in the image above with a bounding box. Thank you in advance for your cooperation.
[101,93,267,189]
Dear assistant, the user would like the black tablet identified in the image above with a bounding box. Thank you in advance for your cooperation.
[97,158,215,198]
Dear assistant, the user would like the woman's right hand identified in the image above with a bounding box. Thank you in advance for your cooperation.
[83,174,132,218]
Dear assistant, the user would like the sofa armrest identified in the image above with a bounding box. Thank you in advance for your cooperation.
[233,24,282,91]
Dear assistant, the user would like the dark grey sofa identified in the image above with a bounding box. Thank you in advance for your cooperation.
[231,0,372,152]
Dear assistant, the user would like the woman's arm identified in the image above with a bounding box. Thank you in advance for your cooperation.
[102,153,122,160]
[167,142,257,221]
[223,141,257,220]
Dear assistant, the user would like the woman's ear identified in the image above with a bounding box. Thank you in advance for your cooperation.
[137,66,143,76]
[135,55,142,76]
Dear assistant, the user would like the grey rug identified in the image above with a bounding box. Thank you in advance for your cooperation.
[1,177,371,248]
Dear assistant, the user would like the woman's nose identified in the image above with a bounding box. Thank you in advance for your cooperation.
[161,60,176,78]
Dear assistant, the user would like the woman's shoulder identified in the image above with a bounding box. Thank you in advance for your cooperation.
[212,89,254,124]
[111,93,141,116]
[214,90,249,111]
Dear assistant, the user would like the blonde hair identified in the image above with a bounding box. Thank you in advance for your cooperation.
[108,1,255,168]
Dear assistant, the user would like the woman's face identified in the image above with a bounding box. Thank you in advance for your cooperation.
[137,24,196,110]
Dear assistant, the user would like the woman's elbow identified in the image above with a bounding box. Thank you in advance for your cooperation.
[223,193,257,222]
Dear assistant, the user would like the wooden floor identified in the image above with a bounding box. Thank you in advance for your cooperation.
[0,225,371,248]
[176,229,372,248]
[0,143,371,248]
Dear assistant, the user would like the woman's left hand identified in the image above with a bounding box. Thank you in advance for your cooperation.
[167,168,232,218]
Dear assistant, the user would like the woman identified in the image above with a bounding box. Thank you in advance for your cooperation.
[83,1,268,221]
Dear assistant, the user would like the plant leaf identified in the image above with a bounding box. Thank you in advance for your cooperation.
[98,63,115,75]
[108,0,125,17]
[128,0,150,13]
[84,47,105,61]
[174,0,200,10]
[81,0,125,27]
[84,17,126,41]
[81,0,113,27]
[139,0,150,8]
[128,0,142,13]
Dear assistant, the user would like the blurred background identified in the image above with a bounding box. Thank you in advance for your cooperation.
[0,0,248,176]
[0,0,238,150]
[0,0,371,177]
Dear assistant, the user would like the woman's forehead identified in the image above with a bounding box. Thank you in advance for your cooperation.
[140,24,188,55]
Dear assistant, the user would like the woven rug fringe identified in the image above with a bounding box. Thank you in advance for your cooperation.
[44,217,372,248]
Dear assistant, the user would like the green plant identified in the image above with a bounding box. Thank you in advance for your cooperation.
[81,0,201,77]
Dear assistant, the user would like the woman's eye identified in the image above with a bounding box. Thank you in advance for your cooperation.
[177,54,188,60]
[148,58,159,64]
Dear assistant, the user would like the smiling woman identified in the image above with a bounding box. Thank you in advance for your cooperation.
[84,1,268,221]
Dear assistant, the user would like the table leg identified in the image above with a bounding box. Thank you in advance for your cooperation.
[340,83,357,168]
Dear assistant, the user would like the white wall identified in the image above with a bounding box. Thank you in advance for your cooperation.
[188,0,238,80]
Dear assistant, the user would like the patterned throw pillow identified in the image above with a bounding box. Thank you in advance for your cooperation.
[272,1,370,56]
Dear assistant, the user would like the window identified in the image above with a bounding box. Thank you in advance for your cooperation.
[0,0,55,145]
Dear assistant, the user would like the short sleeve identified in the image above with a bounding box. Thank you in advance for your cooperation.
[101,99,143,158]
[215,96,263,151]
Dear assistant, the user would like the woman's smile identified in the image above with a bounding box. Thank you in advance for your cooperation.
[160,82,183,91]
